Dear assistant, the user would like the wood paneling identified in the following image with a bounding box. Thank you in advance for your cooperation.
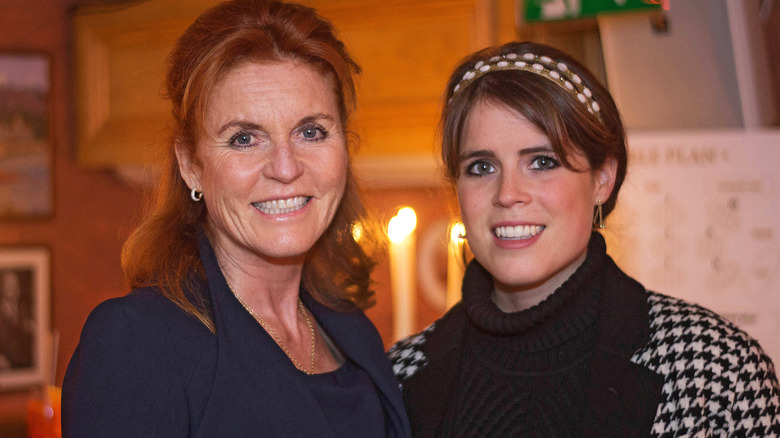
[73,0,511,184]
[73,1,218,167]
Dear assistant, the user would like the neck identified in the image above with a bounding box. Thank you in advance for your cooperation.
[491,251,587,313]
[211,240,305,320]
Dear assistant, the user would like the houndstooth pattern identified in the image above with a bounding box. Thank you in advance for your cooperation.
[388,292,780,437]
[631,292,780,437]
[387,323,436,382]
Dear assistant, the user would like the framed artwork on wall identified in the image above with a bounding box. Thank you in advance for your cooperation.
[0,53,52,219]
[0,247,50,390]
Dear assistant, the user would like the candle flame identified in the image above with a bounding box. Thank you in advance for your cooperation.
[450,222,465,245]
[387,207,417,243]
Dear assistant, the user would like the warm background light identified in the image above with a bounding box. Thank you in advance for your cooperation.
[450,222,465,245]
[351,222,363,243]
[387,207,417,243]
[446,221,466,308]
[387,206,418,341]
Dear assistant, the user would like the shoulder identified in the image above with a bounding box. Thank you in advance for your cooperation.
[636,292,770,368]
[78,289,164,346]
[387,304,466,382]
[71,287,215,380]
[84,287,183,325]
[80,287,210,344]
[633,292,780,435]
[387,322,437,382]
[63,287,212,435]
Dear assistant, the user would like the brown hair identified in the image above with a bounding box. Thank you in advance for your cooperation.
[122,0,381,332]
[441,41,627,218]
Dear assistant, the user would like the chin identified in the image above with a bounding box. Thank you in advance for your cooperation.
[494,274,548,292]
[485,263,541,288]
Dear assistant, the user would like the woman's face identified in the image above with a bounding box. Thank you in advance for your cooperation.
[178,60,348,264]
[456,99,615,296]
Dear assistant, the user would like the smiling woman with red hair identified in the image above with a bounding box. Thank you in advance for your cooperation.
[63,1,411,436]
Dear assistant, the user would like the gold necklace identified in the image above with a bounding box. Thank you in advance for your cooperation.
[227,283,316,375]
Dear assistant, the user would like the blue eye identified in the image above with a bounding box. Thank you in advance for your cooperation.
[465,160,496,176]
[228,131,255,149]
[302,127,318,138]
[530,155,559,171]
[299,124,328,142]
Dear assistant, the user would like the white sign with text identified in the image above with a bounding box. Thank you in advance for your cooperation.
[605,130,780,364]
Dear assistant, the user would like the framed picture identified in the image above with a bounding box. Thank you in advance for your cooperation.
[0,247,50,390]
[0,53,52,219]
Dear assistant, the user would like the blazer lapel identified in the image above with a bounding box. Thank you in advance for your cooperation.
[194,233,336,437]
[583,348,664,437]
[301,293,412,438]
[583,258,664,437]
[191,231,410,436]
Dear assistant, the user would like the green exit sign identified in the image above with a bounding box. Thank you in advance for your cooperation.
[524,0,662,23]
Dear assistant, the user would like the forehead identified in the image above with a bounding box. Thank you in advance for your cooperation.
[204,60,339,123]
[461,100,546,146]
[460,99,591,167]
[214,60,333,99]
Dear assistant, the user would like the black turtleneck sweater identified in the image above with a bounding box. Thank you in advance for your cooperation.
[440,235,606,437]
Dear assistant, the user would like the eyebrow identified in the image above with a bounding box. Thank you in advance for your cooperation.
[458,149,494,162]
[216,113,337,136]
[300,113,336,125]
[518,146,554,156]
[458,145,554,162]
[217,120,263,135]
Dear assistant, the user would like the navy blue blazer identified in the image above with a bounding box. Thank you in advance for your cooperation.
[63,235,411,437]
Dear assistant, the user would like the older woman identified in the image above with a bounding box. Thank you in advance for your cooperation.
[63,1,410,436]
[389,41,780,437]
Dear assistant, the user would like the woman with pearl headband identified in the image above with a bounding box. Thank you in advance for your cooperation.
[389,41,779,437]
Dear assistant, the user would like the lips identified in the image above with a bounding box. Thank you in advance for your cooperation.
[493,224,545,239]
[252,196,311,215]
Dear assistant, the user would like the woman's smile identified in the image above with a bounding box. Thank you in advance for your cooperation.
[252,196,312,215]
[493,224,545,239]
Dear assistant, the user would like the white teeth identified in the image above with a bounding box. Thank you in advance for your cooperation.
[494,225,544,239]
[253,196,309,215]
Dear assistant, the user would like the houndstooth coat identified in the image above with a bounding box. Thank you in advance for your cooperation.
[389,235,780,437]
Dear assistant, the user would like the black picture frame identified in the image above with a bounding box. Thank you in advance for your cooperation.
[0,247,50,390]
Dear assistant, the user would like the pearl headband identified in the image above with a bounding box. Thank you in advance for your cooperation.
[451,52,601,118]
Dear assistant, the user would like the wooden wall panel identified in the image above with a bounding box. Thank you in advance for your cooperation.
[73,1,218,167]
[73,0,507,185]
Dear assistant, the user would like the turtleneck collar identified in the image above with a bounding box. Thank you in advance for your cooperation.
[462,232,608,340]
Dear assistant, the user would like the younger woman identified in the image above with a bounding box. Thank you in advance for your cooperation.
[389,41,780,437]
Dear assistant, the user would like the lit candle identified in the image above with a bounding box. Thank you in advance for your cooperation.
[446,222,465,309]
[387,207,417,341]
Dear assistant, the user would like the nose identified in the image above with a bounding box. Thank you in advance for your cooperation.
[263,139,303,183]
[494,169,530,207]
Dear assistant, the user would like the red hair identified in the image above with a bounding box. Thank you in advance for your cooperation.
[122,0,382,332]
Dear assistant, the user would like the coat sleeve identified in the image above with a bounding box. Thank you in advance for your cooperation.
[729,339,780,435]
[62,297,189,438]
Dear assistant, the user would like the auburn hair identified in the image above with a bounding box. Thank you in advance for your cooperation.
[122,0,382,332]
[440,41,627,219]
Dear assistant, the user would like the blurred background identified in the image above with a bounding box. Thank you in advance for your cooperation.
[0,0,778,435]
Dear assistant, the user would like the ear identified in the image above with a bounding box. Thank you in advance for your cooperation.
[592,157,618,204]
[174,138,202,191]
